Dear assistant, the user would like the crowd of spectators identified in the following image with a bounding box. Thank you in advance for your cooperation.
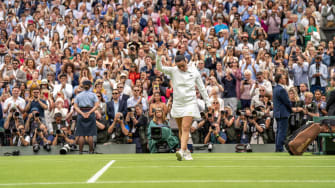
[0,0,335,153]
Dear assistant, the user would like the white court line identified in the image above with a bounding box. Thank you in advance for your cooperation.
[1,180,335,186]
[87,160,115,183]
[110,165,335,169]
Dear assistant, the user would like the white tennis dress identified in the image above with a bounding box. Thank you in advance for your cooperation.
[156,56,210,118]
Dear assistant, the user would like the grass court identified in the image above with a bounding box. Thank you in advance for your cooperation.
[1,153,335,188]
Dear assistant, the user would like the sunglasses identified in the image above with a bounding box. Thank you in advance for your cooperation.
[112,93,118,95]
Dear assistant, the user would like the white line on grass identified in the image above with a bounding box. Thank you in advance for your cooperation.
[110,165,335,169]
[2,180,335,186]
[87,160,115,183]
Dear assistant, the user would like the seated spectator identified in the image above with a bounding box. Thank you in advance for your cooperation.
[127,86,148,112]
[147,108,179,153]
[148,92,167,118]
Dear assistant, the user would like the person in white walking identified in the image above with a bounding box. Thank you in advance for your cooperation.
[156,46,211,161]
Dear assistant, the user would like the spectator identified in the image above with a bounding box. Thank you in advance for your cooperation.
[25,87,48,122]
[309,55,328,93]
[125,104,148,153]
[53,74,73,100]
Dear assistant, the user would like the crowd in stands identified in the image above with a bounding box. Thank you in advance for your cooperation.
[0,0,335,153]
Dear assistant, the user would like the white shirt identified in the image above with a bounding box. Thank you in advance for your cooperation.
[53,83,73,100]
[156,56,210,107]
[3,96,26,114]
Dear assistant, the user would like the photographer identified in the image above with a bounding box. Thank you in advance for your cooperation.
[25,108,44,138]
[288,87,305,135]
[302,92,319,123]
[4,107,24,133]
[219,107,237,144]
[244,109,266,144]
[107,112,130,144]
[52,125,75,146]
[126,104,148,153]
[32,124,54,147]
[10,124,30,146]
[236,108,252,144]
[204,122,226,144]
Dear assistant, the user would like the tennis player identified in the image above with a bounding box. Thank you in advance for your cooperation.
[156,46,211,161]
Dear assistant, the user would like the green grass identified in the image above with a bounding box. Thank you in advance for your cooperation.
[1,153,335,188]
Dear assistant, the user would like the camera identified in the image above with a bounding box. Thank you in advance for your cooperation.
[33,144,40,153]
[200,112,205,119]
[43,144,51,152]
[119,115,123,121]
[151,127,162,140]
[243,80,249,85]
[36,128,42,132]
[221,110,227,116]
[127,107,135,113]
[56,129,63,135]
[304,103,314,110]
[14,112,20,117]
[208,143,213,152]
[12,128,18,133]
[208,113,212,119]
[130,45,136,51]
[291,51,298,62]
[237,110,247,116]
[251,110,265,118]
[211,125,216,130]
[34,112,40,118]
[59,144,76,154]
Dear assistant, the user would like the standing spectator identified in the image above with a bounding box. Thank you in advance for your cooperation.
[53,74,73,100]
[273,74,292,152]
[309,55,328,93]
[289,55,309,89]
[25,87,48,122]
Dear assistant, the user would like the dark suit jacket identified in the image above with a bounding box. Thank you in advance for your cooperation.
[120,94,130,104]
[327,89,335,116]
[273,85,292,118]
[205,56,222,70]
[106,99,127,124]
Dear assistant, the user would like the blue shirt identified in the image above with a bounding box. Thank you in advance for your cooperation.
[113,101,119,117]
[289,62,309,86]
[74,90,98,107]
[26,99,47,118]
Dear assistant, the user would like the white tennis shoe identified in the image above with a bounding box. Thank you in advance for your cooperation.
[183,150,193,161]
[176,150,184,161]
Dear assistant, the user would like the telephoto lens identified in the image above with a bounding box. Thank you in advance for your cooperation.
[56,129,61,134]
[33,144,40,153]
[43,144,51,152]
[208,143,213,152]
[60,144,71,155]
[14,112,20,117]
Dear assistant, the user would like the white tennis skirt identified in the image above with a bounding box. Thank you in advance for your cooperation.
[171,102,200,119]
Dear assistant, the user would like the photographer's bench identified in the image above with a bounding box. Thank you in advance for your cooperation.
[314,116,335,155]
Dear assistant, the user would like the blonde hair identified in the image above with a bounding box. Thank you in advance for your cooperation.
[304,92,313,99]
[153,108,167,123]
[288,87,300,102]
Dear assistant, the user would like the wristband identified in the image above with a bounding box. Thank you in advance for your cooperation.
[216,134,219,138]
